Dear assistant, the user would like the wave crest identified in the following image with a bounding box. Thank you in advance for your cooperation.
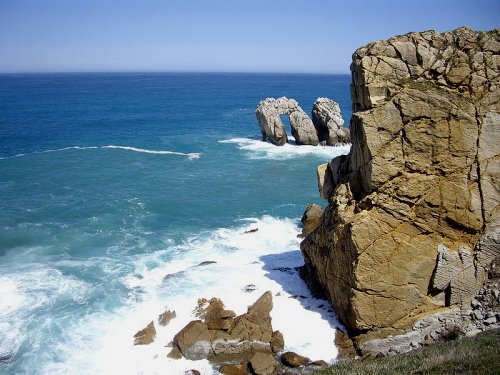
[0,146,201,160]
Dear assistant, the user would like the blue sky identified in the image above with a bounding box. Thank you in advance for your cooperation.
[0,0,498,73]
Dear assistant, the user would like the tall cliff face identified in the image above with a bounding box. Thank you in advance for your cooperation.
[301,27,500,346]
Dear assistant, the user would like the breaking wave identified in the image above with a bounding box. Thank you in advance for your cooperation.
[0,146,201,160]
[220,137,350,160]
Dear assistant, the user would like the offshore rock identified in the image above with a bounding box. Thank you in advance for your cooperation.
[133,321,156,345]
[256,97,319,145]
[172,292,279,362]
[301,27,500,350]
[312,97,350,145]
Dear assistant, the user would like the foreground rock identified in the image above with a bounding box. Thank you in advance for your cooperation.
[312,97,350,145]
[172,292,284,362]
[281,351,310,367]
[256,97,319,146]
[301,27,500,354]
[133,321,156,345]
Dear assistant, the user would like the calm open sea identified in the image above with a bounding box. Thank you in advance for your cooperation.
[0,73,351,374]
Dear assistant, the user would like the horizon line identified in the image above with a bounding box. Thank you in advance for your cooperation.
[0,70,351,76]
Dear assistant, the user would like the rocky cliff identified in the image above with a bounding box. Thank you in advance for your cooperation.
[300,27,500,352]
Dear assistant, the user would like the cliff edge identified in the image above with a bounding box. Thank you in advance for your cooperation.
[300,27,500,352]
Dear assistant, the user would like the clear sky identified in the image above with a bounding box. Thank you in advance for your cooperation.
[0,0,498,74]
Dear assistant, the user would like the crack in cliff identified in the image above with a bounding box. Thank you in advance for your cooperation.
[474,105,487,232]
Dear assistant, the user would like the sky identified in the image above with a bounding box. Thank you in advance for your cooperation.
[0,0,498,74]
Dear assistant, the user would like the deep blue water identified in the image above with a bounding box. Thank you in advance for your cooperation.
[0,73,351,374]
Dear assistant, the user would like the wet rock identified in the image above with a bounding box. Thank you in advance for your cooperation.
[173,320,215,360]
[184,370,201,375]
[171,292,278,363]
[248,352,277,375]
[158,309,176,326]
[219,363,249,375]
[270,330,284,353]
[281,351,310,367]
[167,347,183,359]
[133,321,156,345]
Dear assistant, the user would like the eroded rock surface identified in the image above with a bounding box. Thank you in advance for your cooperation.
[256,97,319,146]
[312,97,350,145]
[301,27,500,351]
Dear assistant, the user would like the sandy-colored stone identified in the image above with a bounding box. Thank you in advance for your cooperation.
[133,321,156,345]
[158,310,176,326]
[300,203,323,237]
[301,27,500,348]
[248,352,277,375]
[281,351,310,367]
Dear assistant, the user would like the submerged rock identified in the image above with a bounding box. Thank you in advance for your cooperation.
[301,27,500,351]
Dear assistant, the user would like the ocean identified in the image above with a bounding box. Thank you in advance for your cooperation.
[0,72,351,374]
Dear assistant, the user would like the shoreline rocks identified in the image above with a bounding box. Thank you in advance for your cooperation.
[171,292,284,363]
[301,26,500,354]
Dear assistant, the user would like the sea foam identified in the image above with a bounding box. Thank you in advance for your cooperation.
[220,137,350,160]
[0,146,201,160]
[43,216,340,375]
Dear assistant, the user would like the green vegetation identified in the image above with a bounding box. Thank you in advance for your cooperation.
[314,329,500,375]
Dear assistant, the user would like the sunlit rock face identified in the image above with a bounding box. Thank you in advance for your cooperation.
[300,27,500,349]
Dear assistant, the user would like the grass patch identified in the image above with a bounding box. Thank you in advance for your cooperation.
[314,329,500,375]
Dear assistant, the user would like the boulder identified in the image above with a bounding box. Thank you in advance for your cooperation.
[173,320,214,360]
[256,97,319,145]
[281,351,310,367]
[312,97,350,145]
[133,321,156,345]
[171,292,278,362]
[248,352,277,375]
[270,330,284,353]
[301,27,500,349]
[219,363,249,375]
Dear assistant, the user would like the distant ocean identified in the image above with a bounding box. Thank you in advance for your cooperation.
[0,73,351,374]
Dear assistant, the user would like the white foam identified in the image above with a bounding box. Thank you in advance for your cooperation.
[0,145,201,160]
[220,137,350,160]
[48,216,340,375]
[0,268,91,363]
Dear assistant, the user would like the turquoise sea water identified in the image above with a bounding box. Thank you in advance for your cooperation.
[0,73,351,374]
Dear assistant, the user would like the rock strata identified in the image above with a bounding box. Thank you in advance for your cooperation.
[301,27,500,352]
